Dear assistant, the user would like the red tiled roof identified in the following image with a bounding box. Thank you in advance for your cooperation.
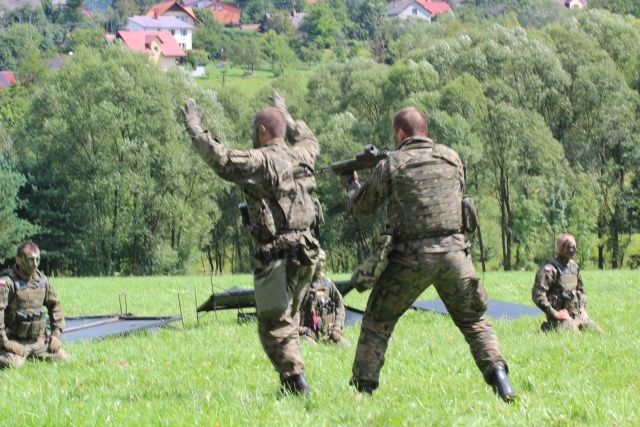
[206,1,240,25]
[418,0,452,15]
[145,0,200,24]
[117,30,186,58]
[0,71,17,87]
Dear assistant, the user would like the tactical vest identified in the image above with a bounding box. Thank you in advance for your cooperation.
[546,258,581,317]
[243,141,317,244]
[301,275,336,333]
[2,268,48,340]
[388,140,464,242]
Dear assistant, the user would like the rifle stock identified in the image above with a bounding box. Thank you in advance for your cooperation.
[317,144,389,176]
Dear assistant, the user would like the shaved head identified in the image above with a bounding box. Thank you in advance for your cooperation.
[393,107,428,138]
[556,233,576,253]
[557,233,577,259]
[253,108,286,139]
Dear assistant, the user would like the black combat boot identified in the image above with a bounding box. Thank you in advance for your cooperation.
[281,374,310,395]
[489,366,516,403]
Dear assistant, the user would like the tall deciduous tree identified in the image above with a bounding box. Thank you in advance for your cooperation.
[14,45,232,275]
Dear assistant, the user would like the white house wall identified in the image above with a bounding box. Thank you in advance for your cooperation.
[397,7,431,21]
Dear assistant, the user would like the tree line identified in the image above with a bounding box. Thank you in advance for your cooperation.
[1,5,640,275]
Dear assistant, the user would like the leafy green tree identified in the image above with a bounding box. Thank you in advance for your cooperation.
[69,27,105,50]
[265,10,296,36]
[516,0,567,28]
[483,101,564,270]
[299,2,342,48]
[588,0,640,18]
[0,24,42,70]
[563,60,640,268]
[227,33,262,73]
[242,0,275,24]
[261,30,297,76]
[14,45,232,275]
[0,148,39,262]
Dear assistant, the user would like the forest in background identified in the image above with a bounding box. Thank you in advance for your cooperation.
[1,2,640,276]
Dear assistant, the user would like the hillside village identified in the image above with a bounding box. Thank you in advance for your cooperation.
[0,0,592,80]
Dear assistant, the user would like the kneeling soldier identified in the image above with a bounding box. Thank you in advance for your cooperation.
[299,250,350,347]
[0,241,69,369]
[532,233,603,333]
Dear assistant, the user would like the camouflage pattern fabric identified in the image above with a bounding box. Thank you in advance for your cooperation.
[351,233,393,292]
[298,274,349,346]
[0,267,68,369]
[532,256,602,333]
[187,107,320,382]
[350,249,507,389]
[346,137,507,390]
[257,254,315,381]
[0,336,70,369]
[346,138,469,254]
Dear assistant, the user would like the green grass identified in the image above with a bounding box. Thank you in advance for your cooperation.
[193,62,317,95]
[1,270,639,426]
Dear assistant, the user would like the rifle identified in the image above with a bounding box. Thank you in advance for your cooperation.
[316,144,389,176]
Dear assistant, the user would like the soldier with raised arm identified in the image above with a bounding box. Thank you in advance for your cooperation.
[182,92,321,394]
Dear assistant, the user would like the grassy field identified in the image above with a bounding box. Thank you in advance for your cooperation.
[1,270,639,426]
[193,62,316,95]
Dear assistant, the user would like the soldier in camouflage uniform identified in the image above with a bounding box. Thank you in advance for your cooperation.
[532,233,603,333]
[298,249,350,347]
[0,241,69,369]
[182,92,320,395]
[339,107,515,401]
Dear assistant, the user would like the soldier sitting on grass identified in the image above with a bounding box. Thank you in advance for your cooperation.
[298,249,350,347]
[0,241,69,369]
[532,233,603,334]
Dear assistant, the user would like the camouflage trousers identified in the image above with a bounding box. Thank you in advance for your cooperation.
[0,337,70,369]
[350,249,507,390]
[256,255,315,382]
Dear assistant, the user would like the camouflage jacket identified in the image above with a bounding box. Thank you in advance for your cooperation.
[299,273,346,333]
[346,136,469,253]
[532,255,587,319]
[0,266,66,343]
[191,120,320,252]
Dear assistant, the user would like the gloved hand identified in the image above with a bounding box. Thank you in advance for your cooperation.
[271,90,296,136]
[329,327,343,342]
[181,98,204,138]
[4,340,26,357]
[48,335,62,352]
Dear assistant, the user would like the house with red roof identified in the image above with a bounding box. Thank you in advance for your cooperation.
[387,0,432,21]
[127,14,195,50]
[0,71,17,88]
[117,30,186,69]
[145,1,200,26]
[418,0,452,18]
[206,0,240,26]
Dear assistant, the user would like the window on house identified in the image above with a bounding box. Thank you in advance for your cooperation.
[181,29,187,36]
[180,43,185,48]
[170,29,175,35]
[412,8,417,15]
[218,5,223,10]
[178,16,186,22]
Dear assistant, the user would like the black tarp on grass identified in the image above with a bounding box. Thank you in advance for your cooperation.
[61,315,182,342]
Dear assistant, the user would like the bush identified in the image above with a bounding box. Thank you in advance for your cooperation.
[186,49,209,68]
